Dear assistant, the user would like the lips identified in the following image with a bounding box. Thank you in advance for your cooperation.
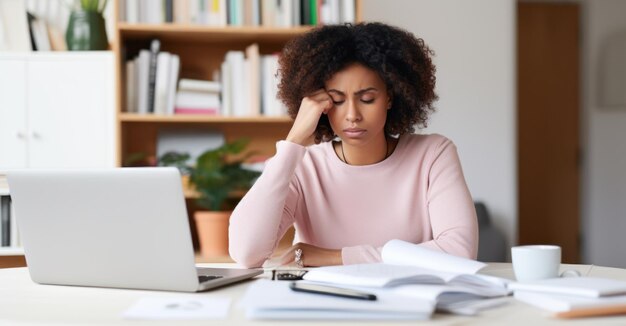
[343,128,366,138]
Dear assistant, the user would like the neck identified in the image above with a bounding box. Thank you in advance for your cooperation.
[340,135,389,166]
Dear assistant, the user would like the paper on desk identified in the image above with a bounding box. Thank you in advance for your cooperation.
[122,296,230,320]
[240,279,434,320]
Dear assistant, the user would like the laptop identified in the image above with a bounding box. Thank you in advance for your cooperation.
[6,167,262,292]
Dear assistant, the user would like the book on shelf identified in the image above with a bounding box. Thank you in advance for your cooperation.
[121,0,356,26]
[302,239,510,314]
[9,197,18,248]
[0,195,8,247]
[260,54,287,116]
[26,12,51,51]
[308,0,318,25]
[246,43,261,116]
[147,39,160,113]
[175,79,221,115]
[154,52,181,115]
[175,93,220,109]
[154,52,171,114]
[173,0,190,24]
[178,79,221,93]
[220,59,232,116]
[0,195,19,248]
[164,0,174,22]
[126,60,137,113]
[173,107,219,115]
[224,50,246,116]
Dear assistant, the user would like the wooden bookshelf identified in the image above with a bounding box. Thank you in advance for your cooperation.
[111,24,318,167]
[0,248,25,269]
[113,0,362,169]
[113,0,360,255]
[117,23,312,43]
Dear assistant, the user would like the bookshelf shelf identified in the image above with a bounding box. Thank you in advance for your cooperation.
[0,248,25,268]
[118,23,312,43]
[119,113,292,124]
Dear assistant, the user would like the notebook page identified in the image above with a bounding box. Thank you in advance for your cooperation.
[303,263,448,287]
[381,239,486,274]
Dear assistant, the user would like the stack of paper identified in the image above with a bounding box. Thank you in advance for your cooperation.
[240,279,434,320]
[511,277,626,318]
[301,240,510,315]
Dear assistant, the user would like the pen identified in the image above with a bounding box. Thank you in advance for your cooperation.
[289,282,377,301]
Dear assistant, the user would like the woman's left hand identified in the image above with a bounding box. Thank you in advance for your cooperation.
[278,242,343,267]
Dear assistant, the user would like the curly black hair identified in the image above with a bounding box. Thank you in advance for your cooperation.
[277,22,438,143]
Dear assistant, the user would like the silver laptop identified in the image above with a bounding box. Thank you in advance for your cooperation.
[7,167,261,292]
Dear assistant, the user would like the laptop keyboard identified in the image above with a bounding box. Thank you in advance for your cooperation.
[198,275,223,283]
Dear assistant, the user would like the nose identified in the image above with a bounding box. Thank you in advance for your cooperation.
[345,99,362,123]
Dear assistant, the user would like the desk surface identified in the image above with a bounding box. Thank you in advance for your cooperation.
[2,263,626,325]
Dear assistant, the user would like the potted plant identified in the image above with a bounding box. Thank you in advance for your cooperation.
[159,139,261,258]
[66,0,109,51]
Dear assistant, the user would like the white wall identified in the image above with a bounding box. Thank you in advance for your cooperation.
[362,0,517,250]
[582,0,626,268]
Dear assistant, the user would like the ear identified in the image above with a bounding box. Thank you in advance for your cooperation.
[387,97,392,110]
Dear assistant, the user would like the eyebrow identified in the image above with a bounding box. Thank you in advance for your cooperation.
[327,87,378,96]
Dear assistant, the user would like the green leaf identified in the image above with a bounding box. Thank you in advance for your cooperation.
[124,152,147,166]
[187,138,261,211]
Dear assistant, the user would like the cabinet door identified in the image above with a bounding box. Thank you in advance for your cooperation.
[0,58,28,169]
[27,54,115,168]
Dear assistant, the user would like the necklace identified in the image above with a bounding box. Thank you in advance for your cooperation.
[340,137,389,165]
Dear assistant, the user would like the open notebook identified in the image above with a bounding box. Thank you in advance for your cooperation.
[302,239,510,314]
[304,240,508,290]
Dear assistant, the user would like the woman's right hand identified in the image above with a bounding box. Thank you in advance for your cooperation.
[286,89,333,146]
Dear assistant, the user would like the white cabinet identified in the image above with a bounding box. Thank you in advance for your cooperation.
[0,58,27,168]
[0,53,115,169]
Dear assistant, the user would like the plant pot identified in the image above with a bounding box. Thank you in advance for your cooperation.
[66,10,109,51]
[194,210,232,258]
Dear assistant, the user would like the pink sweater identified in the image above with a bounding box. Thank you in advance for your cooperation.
[229,133,478,268]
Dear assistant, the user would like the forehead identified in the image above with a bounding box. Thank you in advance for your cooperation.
[325,63,385,90]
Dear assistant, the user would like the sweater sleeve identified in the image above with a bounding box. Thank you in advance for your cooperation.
[229,141,305,268]
[418,139,478,259]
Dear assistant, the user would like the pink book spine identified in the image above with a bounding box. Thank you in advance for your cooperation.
[174,107,220,115]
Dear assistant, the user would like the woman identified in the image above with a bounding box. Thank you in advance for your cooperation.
[229,22,477,268]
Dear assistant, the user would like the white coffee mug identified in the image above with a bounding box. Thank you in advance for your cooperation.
[511,245,561,282]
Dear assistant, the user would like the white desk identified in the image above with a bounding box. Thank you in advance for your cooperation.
[2,263,626,325]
